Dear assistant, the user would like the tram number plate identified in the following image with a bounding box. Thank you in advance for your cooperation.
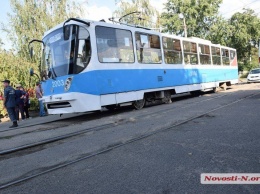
[52,80,65,88]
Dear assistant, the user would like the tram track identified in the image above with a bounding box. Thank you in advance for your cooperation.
[0,111,116,134]
[0,90,259,190]
[0,90,227,137]
[0,123,114,155]
[0,92,229,156]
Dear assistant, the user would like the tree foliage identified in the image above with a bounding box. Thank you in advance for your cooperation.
[0,50,36,116]
[0,51,33,87]
[207,9,260,70]
[229,9,260,69]
[2,0,82,60]
[0,0,83,116]
[114,0,159,28]
[205,16,233,46]
[0,0,82,93]
[161,0,222,37]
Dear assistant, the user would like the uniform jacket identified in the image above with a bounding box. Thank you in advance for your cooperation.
[4,86,16,108]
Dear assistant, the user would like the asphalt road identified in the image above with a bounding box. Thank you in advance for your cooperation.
[1,83,260,194]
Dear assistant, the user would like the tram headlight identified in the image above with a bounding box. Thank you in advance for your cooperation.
[64,77,73,92]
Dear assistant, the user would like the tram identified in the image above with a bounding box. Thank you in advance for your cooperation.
[29,18,238,114]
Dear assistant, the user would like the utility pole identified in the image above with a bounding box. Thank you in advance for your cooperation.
[180,0,187,38]
[179,13,187,38]
[258,39,260,67]
[183,16,187,38]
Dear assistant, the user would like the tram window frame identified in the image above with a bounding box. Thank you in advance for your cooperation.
[95,26,135,63]
[162,37,183,64]
[221,48,230,66]
[135,32,162,64]
[198,44,211,65]
[211,46,221,65]
[182,41,198,65]
[73,26,92,74]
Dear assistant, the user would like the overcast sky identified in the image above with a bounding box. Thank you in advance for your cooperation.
[1,0,260,50]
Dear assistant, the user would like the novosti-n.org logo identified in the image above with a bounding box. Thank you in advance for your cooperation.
[201,173,260,184]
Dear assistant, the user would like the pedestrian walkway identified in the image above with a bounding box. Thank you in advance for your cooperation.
[0,113,86,132]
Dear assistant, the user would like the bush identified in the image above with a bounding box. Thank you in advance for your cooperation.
[239,61,259,71]
[0,101,7,118]
[29,98,39,111]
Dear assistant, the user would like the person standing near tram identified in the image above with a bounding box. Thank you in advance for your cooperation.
[2,80,18,128]
[20,87,31,119]
[35,82,46,117]
[15,84,25,121]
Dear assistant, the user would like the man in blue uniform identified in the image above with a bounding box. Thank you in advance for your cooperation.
[2,80,18,128]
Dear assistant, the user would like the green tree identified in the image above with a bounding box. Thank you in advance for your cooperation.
[229,9,260,70]
[1,0,83,61]
[0,0,85,116]
[205,16,233,46]
[161,0,222,37]
[0,51,32,87]
[113,0,159,28]
[0,0,83,90]
[0,50,34,116]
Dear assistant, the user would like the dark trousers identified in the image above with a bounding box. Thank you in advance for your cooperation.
[7,107,17,122]
[24,105,30,118]
[16,104,25,120]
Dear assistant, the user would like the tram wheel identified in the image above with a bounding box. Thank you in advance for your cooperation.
[133,99,146,110]
[213,87,218,93]
[221,83,227,91]
[162,91,172,104]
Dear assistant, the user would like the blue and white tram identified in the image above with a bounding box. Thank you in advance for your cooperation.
[31,18,238,114]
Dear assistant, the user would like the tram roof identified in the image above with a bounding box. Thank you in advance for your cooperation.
[43,18,235,50]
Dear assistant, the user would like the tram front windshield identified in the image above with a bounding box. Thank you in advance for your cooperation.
[41,26,91,79]
[42,27,73,78]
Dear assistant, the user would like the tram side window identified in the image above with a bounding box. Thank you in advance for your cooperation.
[74,27,91,74]
[95,26,134,63]
[163,37,182,64]
[135,33,162,63]
[230,50,236,60]
[183,41,198,65]
[211,46,221,65]
[222,48,230,66]
[199,44,211,65]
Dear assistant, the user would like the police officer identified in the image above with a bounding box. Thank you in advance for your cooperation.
[2,80,18,128]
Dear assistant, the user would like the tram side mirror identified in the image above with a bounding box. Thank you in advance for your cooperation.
[63,25,71,40]
[29,47,34,58]
[30,68,34,76]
